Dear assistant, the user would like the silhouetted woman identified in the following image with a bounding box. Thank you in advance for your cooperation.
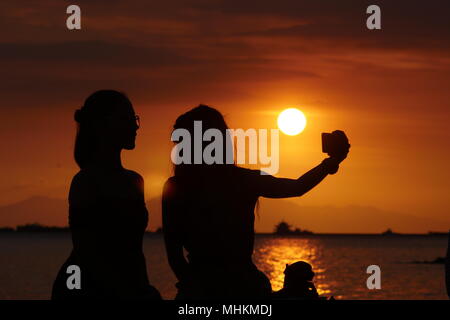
[52,90,161,300]
[162,105,350,299]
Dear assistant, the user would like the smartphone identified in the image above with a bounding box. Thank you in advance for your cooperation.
[322,132,335,154]
[322,132,349,154]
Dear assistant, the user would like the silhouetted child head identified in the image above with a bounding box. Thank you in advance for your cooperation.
[283,261,315,286]
[273,261,319,300]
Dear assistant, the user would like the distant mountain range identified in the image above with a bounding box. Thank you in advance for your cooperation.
[0,196,162,230]
[256,198,450,234]
[0,196,448,234]
[0,196,68,227]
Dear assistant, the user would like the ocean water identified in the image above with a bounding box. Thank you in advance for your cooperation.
[0,233,447,300]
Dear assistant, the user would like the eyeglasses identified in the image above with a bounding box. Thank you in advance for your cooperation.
[135,115,140,128]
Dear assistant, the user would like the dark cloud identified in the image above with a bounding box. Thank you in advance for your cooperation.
[0,0,448,109]
[184,0,450,52]
[0,37,320,108]
[0,41,195,67]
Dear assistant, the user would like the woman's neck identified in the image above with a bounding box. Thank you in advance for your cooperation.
[89,145,123,170]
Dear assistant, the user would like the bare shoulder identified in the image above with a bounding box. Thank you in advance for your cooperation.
[123,169,145,195]
[124,169,144,181]
[234,166,263,180]
[124,169,144,186]
[162,177,177,199]
[69,170,97,205]
[70,170,94,190]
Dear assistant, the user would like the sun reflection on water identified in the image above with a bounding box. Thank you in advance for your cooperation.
[253,237,332,296]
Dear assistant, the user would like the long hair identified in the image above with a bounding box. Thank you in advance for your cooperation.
[73,90,130,169]
[172,105,260,218]
[172,104,235,179]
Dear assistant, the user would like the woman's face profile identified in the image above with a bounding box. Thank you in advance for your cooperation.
[102,101,139,150]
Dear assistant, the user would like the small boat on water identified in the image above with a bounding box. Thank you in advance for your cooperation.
[381,228,398,236]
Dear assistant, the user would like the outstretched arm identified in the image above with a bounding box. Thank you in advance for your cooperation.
[256,157,340,198]
[255,130,350,199]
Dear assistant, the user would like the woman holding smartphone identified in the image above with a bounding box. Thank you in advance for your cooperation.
[162,104,350,299]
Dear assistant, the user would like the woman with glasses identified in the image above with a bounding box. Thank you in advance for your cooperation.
[52,90,161,300]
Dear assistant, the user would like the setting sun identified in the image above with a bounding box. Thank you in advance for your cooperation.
[277,108,307,135]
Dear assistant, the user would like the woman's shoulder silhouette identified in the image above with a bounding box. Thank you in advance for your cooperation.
[70,168,144,204]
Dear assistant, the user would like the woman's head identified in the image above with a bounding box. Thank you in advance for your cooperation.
[172,104,234,177]
[174,104,229,134]
[74,90,139,169]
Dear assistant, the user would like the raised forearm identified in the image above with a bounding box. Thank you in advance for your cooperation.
[295,158,338,196]
[295,163,328,196]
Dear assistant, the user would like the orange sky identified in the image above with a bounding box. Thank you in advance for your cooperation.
[0,1,449,232]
